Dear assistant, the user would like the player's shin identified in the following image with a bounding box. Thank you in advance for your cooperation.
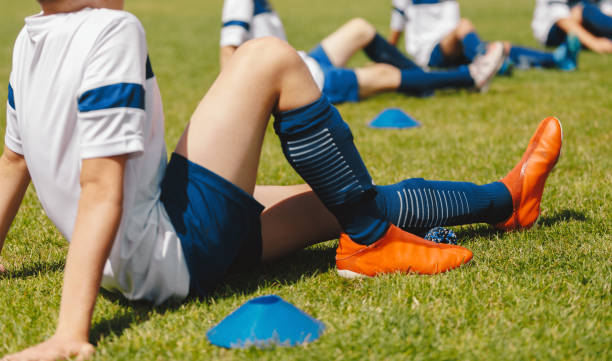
[273,96,388,245]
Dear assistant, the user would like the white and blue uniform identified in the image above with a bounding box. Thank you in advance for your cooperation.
[390,0,461,67]
[7,8,190,305]
[220,0,286,47]
[532,0,576,45]
[220,0,325,92]
[533,0,612,46]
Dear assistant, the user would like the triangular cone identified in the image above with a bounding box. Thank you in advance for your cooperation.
[207,295,325,348]
[369,108,421,129]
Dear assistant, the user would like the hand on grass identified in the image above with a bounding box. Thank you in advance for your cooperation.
[0,264,5,274]
[1,335,94,361]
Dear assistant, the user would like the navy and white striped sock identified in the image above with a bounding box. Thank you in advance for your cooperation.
[374,179,512,233]
[274,96,388,245]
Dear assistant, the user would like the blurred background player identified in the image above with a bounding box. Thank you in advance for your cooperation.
[389,0,580,72]
[220,1,505,103]
[297,18,504,103]
[533,0,612,53]
[220,0,286,66]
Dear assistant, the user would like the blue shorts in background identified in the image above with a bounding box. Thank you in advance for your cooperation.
[160,153,264,297]
[308,45,360,104]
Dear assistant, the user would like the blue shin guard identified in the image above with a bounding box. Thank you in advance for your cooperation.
[274,96,388,245]
[364,33,421,70]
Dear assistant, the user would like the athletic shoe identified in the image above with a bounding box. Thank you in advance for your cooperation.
[335,224,473,278]
[495,117,563,231]
[553,34,581,71]
[468,41,505,92]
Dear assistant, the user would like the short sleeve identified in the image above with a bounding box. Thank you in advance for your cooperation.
[77,14,146,159]
[391,0,408,31]
[220,0,254,47]
[548,0,572,23]
[5,81,23,155]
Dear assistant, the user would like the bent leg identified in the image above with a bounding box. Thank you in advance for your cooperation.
[438,18,481,64]
[320,18,377,67]
[174,38,321,194]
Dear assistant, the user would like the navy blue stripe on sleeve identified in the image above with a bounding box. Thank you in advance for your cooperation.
[8,83,15,110]
[78,83,145,112]
[222,20,250,30]
[146,55,155,80]
[412,0,444,4]
[392,6,406,16]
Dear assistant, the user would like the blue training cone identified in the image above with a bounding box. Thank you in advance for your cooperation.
[207,295,325,348]
[369,108,421,129]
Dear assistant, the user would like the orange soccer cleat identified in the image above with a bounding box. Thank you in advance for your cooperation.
[496,116,563,231]
[335,224,473,278]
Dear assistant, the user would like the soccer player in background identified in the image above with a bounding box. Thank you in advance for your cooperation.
[389,0,581,71]
[220,0,506,102]
[532,0,612,53]
[1,0,562,359]
[220,0,286,66]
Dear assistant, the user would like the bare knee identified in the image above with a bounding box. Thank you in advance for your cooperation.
[235,37,304,76]
[455,18,476,38]
[570,4,584,22]
[346,17,376,41]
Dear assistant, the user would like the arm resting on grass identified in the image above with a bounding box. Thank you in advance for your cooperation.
[388,30,403,46]
[1,155,126,361]
[556,18,612,53]
[220,45,238,69]
[0,146,31,273]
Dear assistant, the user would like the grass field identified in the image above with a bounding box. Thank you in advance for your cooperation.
[1,0,611,360]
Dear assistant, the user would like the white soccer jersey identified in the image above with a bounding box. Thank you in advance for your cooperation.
[220,0,286,47]
[532,0,575,44]
[391,0,461,67]
[6,8,189,305]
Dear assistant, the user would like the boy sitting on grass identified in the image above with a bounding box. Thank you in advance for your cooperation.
[221,0,505,101]
[389,0,581,71]
[1,0,562,359]
[533,0,612,53]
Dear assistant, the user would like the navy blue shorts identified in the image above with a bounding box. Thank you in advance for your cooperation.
[160,153,264,296]
[546,24,567,47]
[308,45,360,104]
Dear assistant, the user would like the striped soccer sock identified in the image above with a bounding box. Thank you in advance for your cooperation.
[374,179,513,233]
[274,96,388,245]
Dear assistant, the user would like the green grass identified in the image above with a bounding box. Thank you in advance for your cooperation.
[1,0,611,360]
